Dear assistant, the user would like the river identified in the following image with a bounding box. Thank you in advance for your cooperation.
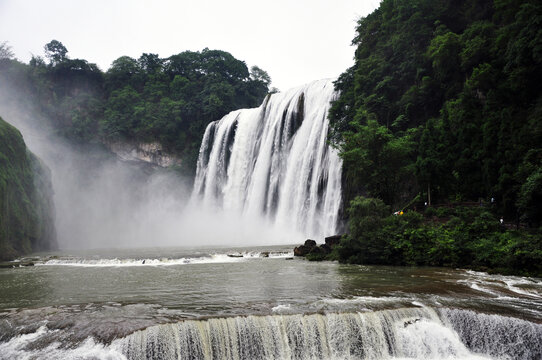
[0,246,541,359]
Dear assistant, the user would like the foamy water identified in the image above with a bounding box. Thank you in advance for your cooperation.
[33,250,293,268]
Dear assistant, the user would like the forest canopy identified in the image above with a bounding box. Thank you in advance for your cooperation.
[0,41,271,175]
[329,0,542,227]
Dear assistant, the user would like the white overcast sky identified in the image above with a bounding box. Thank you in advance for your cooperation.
[0,0,379,91]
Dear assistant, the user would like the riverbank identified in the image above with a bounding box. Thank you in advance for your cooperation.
[296,200,542,278]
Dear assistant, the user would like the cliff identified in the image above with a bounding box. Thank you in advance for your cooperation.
[104,140,182,168]
[0,117,57,260]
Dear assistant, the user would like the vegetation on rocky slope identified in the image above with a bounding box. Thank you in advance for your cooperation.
[0,43,270,175]
[0,117,56,260]
[327,0,542,274]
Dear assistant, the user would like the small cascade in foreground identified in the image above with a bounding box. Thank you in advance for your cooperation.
[192,79,342,239]
[2,307,541,359]
[112,308,542,360]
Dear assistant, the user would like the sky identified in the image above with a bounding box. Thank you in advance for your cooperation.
[0,0,379,91]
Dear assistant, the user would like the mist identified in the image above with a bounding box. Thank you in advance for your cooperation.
[0,85,301,251]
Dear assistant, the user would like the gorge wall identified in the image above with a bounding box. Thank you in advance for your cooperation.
[104,140,182,168]
[0,117,56,260]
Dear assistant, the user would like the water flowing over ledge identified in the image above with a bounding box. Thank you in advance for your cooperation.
[32,251,293,267]
[114,308,542,360]
[193,79,342,239]
[3,307,540,359]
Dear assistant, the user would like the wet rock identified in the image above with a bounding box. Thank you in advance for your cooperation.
[304,239,317,248]
[0,261,34,268]
[319,244,332,254]
[325,235,342,248]
[294,239,317,256]
[308,246,325,255]
[105,140,182,168]
[404,318,421,327]
[294,246,309,256]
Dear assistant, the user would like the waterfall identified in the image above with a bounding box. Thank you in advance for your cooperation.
[113,308,542,359]
[439,308,542,360]
[192,79,342,239]
[3,307,541,359]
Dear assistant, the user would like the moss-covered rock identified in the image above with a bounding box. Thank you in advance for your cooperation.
[0,117,56,260]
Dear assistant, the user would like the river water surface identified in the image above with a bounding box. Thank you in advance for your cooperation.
[1,246,541,359]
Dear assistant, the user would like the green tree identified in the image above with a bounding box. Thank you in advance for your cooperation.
[517,167,542,227]
[338,196,390,264]
[330,0,542,224]
[102,86,141,138]
[0,41,14,60]
[44,40,68,64]
[341,119,415,207]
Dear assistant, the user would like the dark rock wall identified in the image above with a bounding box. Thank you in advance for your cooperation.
[0,117,56,260]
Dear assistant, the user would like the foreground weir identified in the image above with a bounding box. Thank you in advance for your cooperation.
[115,308,542,360]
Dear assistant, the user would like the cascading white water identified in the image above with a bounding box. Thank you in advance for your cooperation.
[193,79,342,239]
[112,308,542,359]
[3,307,541,359]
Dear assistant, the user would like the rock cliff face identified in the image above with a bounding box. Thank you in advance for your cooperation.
[0,117,57,260]
[104,140,182,168]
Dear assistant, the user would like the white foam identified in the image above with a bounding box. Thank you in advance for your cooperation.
[460,270,542,300]
[0,327,126,360]
[504,279,542,299]
[318,296,410,306]
[271,304,292,313]
[34,251,294,267]
[36,254,240,267]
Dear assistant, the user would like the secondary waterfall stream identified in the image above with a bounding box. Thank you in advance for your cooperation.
[193,79,342,239]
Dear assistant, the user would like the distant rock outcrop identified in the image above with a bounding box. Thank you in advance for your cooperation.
[0,117,57,260]
[104,140,182,168]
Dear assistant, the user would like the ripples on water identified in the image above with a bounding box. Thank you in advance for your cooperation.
[0,246,541,359]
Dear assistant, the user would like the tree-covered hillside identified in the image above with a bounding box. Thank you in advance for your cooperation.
[320,0,542,275]
[0,42,271,175]
[0,117,56,260]
[330,0,542,226]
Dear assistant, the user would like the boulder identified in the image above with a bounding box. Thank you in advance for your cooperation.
[294,239,318,256]
[304,239,317,248]
[308,246,325,255]
[319,244,332,254]
[294,245,310,256]
[325,235,342,248]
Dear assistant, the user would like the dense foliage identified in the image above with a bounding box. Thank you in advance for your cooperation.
[0,117,56,260]
[334,196,542,277]
[328,0,542,274]
[330,0,542,227]
[0,42,270,175]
